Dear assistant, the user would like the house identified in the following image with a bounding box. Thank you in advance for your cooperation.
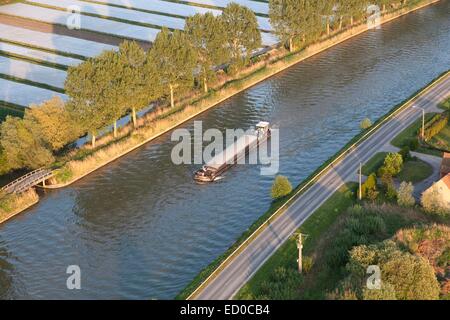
[422,173,450,211]
[440,152,450,178]
[421,153,450,212]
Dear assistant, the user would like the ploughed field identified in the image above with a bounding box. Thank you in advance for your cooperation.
[0,0,276,115]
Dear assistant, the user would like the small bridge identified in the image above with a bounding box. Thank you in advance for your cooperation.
[1,168,53,195]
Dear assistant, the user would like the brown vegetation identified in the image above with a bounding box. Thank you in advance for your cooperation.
[0,189,39,223]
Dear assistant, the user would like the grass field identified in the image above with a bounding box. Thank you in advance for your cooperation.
[428,123,450,152]
[363,151,433,183]
[397,158,433,183]
[438,96,450,110]
[391,112,442,156]
[362,152,433,183]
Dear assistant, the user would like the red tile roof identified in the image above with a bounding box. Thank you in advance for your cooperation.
[441,153,450,177]
[443,173,450,189]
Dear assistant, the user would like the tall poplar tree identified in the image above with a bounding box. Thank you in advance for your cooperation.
[269,0,321,51]
[65,51,119,147]
[97,50,125,139]
[117,41,161,127]
[317,0,336,36]
[221,3,261,67]
[185,12,229,93]
[147,28,196,108]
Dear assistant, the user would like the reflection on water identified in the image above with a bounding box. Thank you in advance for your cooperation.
[0,1,449,299]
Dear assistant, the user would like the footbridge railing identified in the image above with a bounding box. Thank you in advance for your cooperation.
[1,168,53,195]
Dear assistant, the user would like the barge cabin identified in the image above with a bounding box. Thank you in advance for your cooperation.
[194,121,271,183]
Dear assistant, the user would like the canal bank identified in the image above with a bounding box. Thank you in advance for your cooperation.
[0,189,38,224]
[0,0,439,224]
[44,0,441,189]
[181,70,450,300]
[0,0,449,299]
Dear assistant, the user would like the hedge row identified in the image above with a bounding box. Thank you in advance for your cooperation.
[423,113,448,141]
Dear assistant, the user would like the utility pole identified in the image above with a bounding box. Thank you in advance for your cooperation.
[359,162,362,201]
[421,108,425,140]
[412,105,425,140]
[296,233,308,274]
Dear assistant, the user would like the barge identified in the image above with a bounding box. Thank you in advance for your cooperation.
[194,121,271,183]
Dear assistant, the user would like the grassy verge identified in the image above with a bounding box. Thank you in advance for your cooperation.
[391,112,442,156]
[0,189,39,224]
[438,96,450,110]
[397,158,433,183]
[362,152,388,176]
[175,195,288,299]
[236,183,357,299]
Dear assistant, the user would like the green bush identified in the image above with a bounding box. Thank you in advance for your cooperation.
[397,182,415,207]
[421,184,449,216]
[257,266,302,300]
[409,138,419,151]
[325,206,386,269]
[302,256,314,274]
[358,173,377,199]
[271,175,293,200]
[440,97,450,110]
[360,118,372,130]
[385,183,397,201]
[344,241,440,300]
[378,153,403,177]
[399,146,411,161]
[362,283,397,300]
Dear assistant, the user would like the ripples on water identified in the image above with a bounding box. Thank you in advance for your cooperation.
[1,1,450,299]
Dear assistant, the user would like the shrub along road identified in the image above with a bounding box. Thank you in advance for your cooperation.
[191,74,450,300]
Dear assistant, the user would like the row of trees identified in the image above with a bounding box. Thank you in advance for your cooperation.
[0,3,262,172]
[66,3,261,148]
[269,0,411,51]
[60,0,418,150]
[423,112,448,141]
[0,0,419,172]
[0,97,80,172]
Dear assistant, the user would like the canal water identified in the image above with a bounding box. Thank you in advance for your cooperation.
[1,1,449,299]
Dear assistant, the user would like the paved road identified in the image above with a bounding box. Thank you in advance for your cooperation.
[193,74,450,300]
